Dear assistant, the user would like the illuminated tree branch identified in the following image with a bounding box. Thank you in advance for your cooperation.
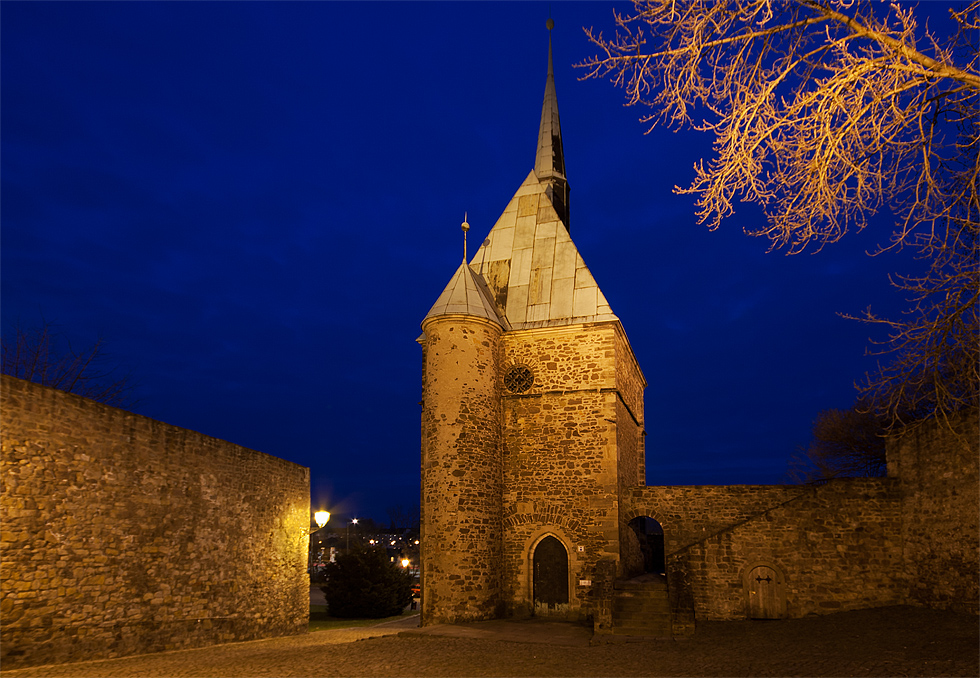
[580,0,979,429]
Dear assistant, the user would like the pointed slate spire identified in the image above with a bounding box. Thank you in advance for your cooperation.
[534,18,570,231]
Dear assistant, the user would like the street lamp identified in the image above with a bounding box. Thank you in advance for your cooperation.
[314,511,330,529]
[347,518,358,551]
[307,510,330,580]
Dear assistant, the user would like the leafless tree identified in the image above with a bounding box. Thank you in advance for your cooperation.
[1,320,136,408]
[580,0,979,429]
[385,504,421,530]
[786,404,887,482]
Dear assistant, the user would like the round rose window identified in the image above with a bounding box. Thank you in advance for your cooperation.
[504,365,534,393]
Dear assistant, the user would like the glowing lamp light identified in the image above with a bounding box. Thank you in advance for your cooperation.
[314,511,330,529]
[401,559,410,568]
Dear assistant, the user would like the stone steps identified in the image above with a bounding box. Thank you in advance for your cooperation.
[612,623,674,637]
[610,575,674,637]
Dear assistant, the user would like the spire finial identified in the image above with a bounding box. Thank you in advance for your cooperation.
[461,212,470,262]
[546,18,555,78]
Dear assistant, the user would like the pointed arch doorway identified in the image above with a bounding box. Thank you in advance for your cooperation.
[628,516,666,574]
[532,535,568,614]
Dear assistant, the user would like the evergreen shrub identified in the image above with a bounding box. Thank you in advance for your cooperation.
[321,545,413,618]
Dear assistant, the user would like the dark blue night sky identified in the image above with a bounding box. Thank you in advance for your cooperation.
[2,1,929,522]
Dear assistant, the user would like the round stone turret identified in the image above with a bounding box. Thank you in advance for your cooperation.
[419,312,504,624]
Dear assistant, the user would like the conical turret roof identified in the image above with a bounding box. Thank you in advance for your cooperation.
[422,258,508,328]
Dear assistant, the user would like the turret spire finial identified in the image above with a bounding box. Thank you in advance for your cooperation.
[461,212,470,262]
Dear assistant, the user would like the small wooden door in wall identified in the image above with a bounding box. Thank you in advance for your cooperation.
[533,536,569,611]
[747,565,781,619]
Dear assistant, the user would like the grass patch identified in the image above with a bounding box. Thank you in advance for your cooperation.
[309,604,417,633]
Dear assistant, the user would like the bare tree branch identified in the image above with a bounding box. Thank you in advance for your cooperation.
[580,0,979,429]
[786,404,887,483]
[1,320,137,408]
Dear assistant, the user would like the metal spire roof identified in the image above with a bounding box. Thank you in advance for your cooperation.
[468,171,616,329]
[534,18,569,231]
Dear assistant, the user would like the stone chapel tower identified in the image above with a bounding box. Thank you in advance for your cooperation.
[419,22,646,626]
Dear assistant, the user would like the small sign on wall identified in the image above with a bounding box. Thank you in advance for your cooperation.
[579,579,592,586]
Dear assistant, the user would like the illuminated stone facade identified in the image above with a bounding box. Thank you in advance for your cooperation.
[498,323,643,619]
[420,317,645,624]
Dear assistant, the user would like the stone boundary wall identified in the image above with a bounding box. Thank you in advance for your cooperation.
[627,480,905,620]
[625,484,806,554]
[890,410,979,614]
[673,479,904,619]
[1,376,310,669]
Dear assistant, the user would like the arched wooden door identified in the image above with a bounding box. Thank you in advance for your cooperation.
[533,535,568,612]
[746,565,781,618]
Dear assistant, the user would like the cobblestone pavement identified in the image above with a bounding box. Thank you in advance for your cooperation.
[2,606,976,677]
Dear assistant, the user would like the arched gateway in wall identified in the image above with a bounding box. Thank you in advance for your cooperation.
[627,516,665,576]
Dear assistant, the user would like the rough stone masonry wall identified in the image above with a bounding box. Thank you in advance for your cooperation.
[0,375,310,670]
[890,410,979,614]
[629,480,905,620]
[499,323,623,620]
[613,324,646,579]
[616,398,645,579]
[419,316,503,625]
[626,484,806,554]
